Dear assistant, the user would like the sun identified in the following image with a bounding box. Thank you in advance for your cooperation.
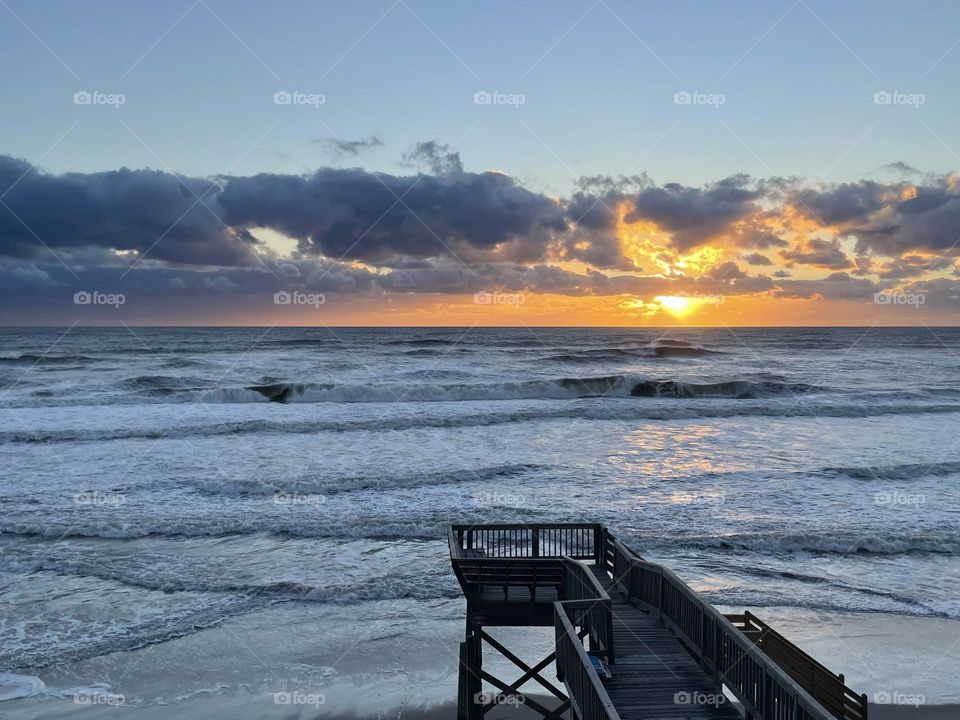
[654,295,696,316]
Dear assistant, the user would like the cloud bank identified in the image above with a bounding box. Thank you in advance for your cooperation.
[1,147,958,320]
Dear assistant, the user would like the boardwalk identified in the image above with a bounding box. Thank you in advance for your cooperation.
[589,565,740,720]
[449,523,868,720]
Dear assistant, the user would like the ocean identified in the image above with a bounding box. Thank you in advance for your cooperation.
[1,326,958,716]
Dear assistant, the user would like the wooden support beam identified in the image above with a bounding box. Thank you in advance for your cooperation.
[479,630,566,700]
[480,670,568,720]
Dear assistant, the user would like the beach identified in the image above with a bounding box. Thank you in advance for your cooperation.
[1,326,958,716]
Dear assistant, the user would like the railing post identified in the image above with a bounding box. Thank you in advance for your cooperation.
[657,567,664,616]
[532,527,540,558]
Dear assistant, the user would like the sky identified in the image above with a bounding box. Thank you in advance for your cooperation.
[1,0,960,325]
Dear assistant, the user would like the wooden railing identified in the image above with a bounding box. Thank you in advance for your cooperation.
[560,557,614,662]
[450,525,617,720]
[727,612,868,720]
[450,523,601,560]
[606,536,836,720]
[451,524,858,720]
[554,602,621,720]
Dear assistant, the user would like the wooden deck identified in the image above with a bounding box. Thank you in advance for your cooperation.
[588,565,741,720]
[449,523,868,720]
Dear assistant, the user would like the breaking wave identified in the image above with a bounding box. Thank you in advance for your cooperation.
[241,374,810,404]
[546,341,722,362]
[663,532,960,555]
[0,353,97,365]
[191,463,544,496]
[6,402,960,444]
[824,460,960,481]
[630,379,819,398]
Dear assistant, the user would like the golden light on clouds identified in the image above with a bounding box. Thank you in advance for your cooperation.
[613,202,730,275]
[230,192,953,328]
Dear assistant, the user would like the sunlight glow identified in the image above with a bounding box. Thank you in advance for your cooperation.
[654,295,697,316]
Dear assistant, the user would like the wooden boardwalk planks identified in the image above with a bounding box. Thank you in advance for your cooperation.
[589,566,742,720]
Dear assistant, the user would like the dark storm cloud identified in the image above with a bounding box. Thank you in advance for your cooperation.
[793,181,890,225]
[0,155,256,266]
[217,165,567,263]
[561,188,636,269]
[4,151,960,317]
[623,174,762,252]
[0,151,568,270]
[793,177,960,257]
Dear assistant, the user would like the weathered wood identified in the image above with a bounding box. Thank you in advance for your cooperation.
[726,611,868,720]
[450,524,861,720]
[479,630,567,701]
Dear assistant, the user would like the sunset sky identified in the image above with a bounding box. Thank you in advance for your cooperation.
[2,0,960,325]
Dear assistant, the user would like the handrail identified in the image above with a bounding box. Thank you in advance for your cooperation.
[560,557,614,662]
[450,523,601,560]
[728,612,868,720]
[608,536,835,720]
[554,602,621,720]
[449,524,853,720]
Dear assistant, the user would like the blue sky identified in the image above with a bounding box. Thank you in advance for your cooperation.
[2,0,958,193]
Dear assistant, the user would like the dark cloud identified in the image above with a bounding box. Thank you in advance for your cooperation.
[744,252,773,266]
[732,220,790,250]
[623,174,762,252]
[706,261,747,280]
[793,181,890,225]
[401,141,464,176]
[773,273,880,301]
[0,155,256,266]
[780,239,852,269]
[794,177,960,257]
[875,254,954,279]
[318,134,384,157]
[4,153,960,320]
[218,165,567,264]
[883,161,922,176]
